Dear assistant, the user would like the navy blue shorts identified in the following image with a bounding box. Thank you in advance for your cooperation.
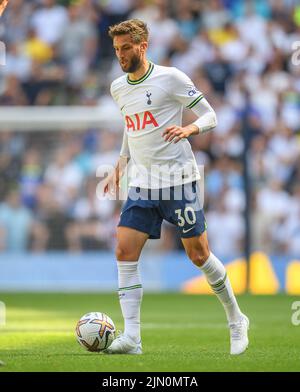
[118,181,207,239]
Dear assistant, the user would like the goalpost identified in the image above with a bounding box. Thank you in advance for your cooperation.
[0,104,125,269]
[0,106,123,131]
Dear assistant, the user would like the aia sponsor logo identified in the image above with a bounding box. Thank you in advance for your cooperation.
[125,111,158,131]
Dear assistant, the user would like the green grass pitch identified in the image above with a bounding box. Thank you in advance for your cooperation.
[0,293,299,372]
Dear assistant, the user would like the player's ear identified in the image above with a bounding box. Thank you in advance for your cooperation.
[140,41,148,54]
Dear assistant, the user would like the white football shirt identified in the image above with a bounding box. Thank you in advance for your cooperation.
[111,62,213,188]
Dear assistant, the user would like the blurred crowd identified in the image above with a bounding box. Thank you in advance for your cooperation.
[0,0,299,256]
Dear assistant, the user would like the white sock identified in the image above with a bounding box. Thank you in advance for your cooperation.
[199,252,243,324]
[117,261,143,343]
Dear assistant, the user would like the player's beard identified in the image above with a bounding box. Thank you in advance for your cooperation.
[120,52,142,74]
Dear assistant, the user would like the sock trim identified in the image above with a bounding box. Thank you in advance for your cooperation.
[210,272,227,289]
[212,285,226,294]
[119,284,143,291]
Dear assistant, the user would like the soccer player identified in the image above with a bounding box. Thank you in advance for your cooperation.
[102,19,249,355]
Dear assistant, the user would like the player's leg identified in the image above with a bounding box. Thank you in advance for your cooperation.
[163,182,249,355]
[105,197,163,354]
[116,226,148,340]
[182,231,243,323]
[105,226,148,354]
[181,232,249,355]
[115,225,148,261]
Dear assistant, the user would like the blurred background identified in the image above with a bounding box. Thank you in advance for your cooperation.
[0,0,299,294]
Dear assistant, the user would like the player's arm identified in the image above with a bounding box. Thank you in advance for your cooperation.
[103,155,129,194]
[0,0,9,17]
[103,81,130,194]
[163,97,217,143]
[163,67,217,143]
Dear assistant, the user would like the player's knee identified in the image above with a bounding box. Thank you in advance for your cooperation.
[188,248,210,267]
[115,245,139,261]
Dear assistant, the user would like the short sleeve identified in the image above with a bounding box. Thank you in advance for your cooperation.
[169,68,204,109]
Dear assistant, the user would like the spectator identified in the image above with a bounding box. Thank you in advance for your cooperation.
[173,0,200,41]
[44,147,83,211]
[129,0,159,25]
[203,47,233,93]
[24,28,53,64]
[0,0,299,256]
[66,177,115,252]
[147,0,180,64]
[202,0,231,30]
[0,189,47,251]
[30,0,68,45]
[60,2,98,87]
[206,195,245,257]
[256,179,291,219]
[19,148,43,210]
[2,0,32,45]
[0,74,28,105]
[2,43,32,82]
[35,183,69,251]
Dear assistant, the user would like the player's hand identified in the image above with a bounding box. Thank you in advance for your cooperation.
[97,171,119,199]
[102,171,119,195]
[162,124,199,143]
[0,0,9,17]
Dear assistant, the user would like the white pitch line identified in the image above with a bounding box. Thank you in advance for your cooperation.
[142,323,227,329]
[0,323,256,333]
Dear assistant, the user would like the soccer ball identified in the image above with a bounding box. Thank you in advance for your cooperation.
[75,312,116,352]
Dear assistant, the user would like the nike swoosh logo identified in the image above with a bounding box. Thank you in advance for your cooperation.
[121,105,125,111]
[182,226,195,234]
